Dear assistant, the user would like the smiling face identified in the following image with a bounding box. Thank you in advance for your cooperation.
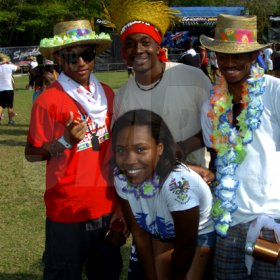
[115,125,163,185]
[123,33,160,75]
[55,45,95,87]
[216,52,258,85]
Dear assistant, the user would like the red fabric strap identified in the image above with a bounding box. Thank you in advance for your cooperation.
[120,22,162,44]
[120,22,168,62]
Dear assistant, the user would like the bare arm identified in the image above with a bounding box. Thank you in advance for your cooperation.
[176,130,204,157]
[119,198,157,280]
[169,207,199,280]
[186,164,215,184]
[176,131,215,183]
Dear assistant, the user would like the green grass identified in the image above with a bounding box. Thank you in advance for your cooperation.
[0,72,131,280]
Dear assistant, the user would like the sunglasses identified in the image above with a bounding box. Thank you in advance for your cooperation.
[60,48,96,64]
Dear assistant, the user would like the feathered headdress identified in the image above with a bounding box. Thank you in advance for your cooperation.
[102,0,179,41]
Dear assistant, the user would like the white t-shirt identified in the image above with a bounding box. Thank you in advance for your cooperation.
[264,48,273,70]
[185,49,197,56]
[113,62,212,166]
[209,52,218,68]
[115,163,214,239]
[30,61,38,69]
[264,48,273,62]
[0,63,18,91]
[201,74,280,226]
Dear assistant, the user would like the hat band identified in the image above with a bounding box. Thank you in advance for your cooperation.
[120,22,162,43]
[215,28,257,43]
[61,28,92,39]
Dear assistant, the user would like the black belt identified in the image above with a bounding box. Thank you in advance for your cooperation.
[85,213,111,232]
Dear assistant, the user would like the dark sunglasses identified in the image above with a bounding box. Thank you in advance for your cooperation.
[60,48,96,64]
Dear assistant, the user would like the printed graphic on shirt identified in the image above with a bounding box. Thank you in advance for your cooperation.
[135,212,175,239]
[169,178,190,203]
[77,119,109,152]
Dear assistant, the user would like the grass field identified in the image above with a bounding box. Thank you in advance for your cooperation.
[0,72,131,280]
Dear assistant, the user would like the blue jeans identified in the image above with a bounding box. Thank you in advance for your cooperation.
[43,216,122,280]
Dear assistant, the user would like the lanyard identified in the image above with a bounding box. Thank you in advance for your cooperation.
[74,100,101,151]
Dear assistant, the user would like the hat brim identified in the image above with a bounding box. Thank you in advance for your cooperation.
[39,39,112,60]
[200,34,271,54]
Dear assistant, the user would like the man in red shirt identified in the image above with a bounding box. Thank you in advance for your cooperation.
[25,19,124,280]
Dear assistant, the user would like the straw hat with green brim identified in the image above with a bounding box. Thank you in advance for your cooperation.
[200,14,271,54]
[39,20,112,60]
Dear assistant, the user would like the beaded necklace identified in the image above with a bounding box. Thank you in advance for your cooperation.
[208,65,265,237]
[135,66,164,92]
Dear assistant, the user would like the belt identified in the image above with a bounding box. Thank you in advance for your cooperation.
[85,213,111,232]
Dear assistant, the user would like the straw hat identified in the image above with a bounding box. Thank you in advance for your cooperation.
[200,14,271,54]
[102,0,179,38]
[39,20,112,60]
[0,53,11,64]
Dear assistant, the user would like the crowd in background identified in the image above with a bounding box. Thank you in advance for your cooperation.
[176,39,280,84]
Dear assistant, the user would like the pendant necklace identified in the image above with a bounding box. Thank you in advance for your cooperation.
[135,65,164,91]
[74,101,101,151]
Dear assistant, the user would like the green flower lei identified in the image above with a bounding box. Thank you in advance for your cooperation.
[40,32,111,48]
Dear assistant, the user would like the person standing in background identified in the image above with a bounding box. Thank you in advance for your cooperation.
[0,53,20,125]
[199,46,212,81]
[264,46,273,75]
[178,38,201,68]
[28,54,59,103]
[272,43,280,78]
[209,51,221,85]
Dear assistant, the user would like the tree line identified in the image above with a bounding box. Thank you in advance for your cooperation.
[0,0,279,47]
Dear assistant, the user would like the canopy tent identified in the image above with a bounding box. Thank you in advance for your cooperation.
[162,6,246,50]
[172,6,246,26]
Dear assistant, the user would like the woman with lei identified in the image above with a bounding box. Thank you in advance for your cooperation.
[111,109,215,280]
[200,14,280,279]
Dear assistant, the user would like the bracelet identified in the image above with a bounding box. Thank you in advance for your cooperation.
[57,135,73,149]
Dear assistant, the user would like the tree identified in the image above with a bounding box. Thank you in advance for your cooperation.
[0,0,104,46]
[0,0,26,46]
[0,0,279,46]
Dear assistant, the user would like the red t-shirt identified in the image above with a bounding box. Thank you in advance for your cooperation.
[27,81,117,223]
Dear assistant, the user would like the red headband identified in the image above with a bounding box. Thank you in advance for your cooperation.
[120,22,162,44]
[120,22,168,62]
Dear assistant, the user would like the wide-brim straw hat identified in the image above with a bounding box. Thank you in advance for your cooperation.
[39,20,112,60]
[200,14,271,54]
[102,0,179,38]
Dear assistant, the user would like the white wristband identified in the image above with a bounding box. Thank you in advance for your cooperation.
[57,135,73,149]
